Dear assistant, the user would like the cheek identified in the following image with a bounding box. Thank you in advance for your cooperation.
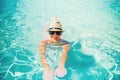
[49,35,55,37]
[52,35,61,38]
[49,35,53,38]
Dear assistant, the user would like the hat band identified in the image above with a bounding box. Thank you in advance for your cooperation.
[49,27,62,31]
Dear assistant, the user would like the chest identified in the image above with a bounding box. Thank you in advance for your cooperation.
[45,45,63,57]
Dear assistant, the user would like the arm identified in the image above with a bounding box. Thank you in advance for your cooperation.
[55,43,70,77]
[59,44,70,67]
[39,41,50,71]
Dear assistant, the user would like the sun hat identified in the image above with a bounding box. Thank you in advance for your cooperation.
[46,16,64,32]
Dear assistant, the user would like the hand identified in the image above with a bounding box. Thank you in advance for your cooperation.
[55,66,67,78]
[43,70,54,80]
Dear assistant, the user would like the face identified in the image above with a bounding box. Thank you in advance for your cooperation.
[49,31,62,41]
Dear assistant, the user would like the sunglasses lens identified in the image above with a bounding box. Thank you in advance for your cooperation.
[56,32,62,35]
[49,31,62,35]
[49,31,54,35]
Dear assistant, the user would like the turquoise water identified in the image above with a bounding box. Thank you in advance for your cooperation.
[0,0,120,80]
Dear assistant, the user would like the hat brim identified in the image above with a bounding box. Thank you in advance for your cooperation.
[46,29,64,32]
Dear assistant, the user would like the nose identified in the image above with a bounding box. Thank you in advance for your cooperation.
[53,33,57,35]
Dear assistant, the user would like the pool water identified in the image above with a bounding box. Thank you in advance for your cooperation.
[0,0,120,80]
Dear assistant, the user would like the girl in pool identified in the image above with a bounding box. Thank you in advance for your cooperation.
[39,17,70,80]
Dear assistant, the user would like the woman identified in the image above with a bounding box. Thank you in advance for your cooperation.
[39,17,70,80]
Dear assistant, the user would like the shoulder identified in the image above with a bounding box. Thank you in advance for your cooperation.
[40,40,49,46]
[60,39,69,45]
[63,43,70,52]
[61,39,70,50]
[59,39,69,46]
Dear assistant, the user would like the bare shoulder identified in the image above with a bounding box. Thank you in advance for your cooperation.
[40,40,49,46]
[63,43,70,51]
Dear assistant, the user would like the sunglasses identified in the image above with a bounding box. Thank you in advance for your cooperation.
[49,31,62,35]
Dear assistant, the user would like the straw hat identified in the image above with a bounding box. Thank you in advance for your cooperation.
[46,16,64,32]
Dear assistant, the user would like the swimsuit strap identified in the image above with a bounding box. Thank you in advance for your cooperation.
[59,39,69,45]
[46,39,69,46]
